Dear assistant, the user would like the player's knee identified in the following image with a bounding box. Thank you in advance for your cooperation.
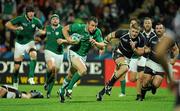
[29,48,37,60]
[79,67,87,75]
[129,76,136,82]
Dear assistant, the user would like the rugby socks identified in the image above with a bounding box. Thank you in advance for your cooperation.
[60,77,71,95]
[28,60,36,78]
[67,72,81,90]
[120,80,126,94]
[61,77,71,89]
[13,69,19,83]
[47,79,55,94]
[46,70,51,83]
[108,75,118,86]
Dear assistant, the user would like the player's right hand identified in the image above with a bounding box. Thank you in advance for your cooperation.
[16,26,23,31]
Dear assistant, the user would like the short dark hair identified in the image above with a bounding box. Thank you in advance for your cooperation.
[144,17,152,21]
[87,16,98,23]
[155,22,164,28]
[26,5,34,13]
[129,17,140,25]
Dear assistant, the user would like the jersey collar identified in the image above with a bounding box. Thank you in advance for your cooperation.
[25,14,33,22]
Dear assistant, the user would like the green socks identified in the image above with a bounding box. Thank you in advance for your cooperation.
[13,70,19,83]
[67,72,81,90]
[120,80,126,94]
[28,60,36,78]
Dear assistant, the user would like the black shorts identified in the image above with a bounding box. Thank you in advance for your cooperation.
[144,66,164,77]
[1,85,22,98]
[137,66,145,72]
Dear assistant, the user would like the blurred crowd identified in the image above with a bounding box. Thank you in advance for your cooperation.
[0,0,179,60]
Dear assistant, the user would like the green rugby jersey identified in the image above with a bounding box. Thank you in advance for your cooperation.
[10,14,43,44]
[69,23,103,56]
[45,25,64,55]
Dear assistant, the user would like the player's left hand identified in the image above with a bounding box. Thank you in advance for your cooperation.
[89,38,97,46]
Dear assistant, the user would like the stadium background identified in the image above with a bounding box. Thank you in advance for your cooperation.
[0,0,180,86]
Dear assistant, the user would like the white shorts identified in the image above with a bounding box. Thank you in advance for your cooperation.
[44,50,64,69]
[145,59,164,72]
[14,41,36,59]
[138,56,147,67]
[129,58,139,72]
[67,49,86,67]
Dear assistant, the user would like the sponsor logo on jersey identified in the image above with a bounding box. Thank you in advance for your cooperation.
[55,32,59,35]
[32,24,35,28]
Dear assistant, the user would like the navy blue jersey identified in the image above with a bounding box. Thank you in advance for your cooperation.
[147,35,159,62]
[115,30,145,58]
[142,30,157,58]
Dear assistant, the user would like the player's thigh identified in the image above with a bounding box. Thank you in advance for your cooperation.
[44,50,56,70]
[14,42,25,60]
[26,41,37,58]
[71,56,87,74]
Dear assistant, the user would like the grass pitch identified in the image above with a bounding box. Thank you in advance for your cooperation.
[0,85,174,111]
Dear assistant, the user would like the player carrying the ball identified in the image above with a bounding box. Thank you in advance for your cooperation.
[58,16,105,103]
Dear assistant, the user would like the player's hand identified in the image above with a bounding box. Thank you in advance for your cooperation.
[57,39,65,45]
[16,26,23,31]
[144,46,151,53]
[89,38,97,46]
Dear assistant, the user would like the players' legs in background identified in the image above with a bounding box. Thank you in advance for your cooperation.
[119,75,126,97]
[44,59,55,98]
[28,47,37,85]
[136,71,144,100]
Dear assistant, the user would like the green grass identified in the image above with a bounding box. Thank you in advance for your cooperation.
[0,85,175,111]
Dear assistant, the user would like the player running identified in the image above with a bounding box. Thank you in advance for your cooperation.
[5,5,43,88]
[58,16,105,103]
[96,23,144,101]
[37,14,68,98]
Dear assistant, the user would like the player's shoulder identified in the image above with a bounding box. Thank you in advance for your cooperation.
[33,17,42,23]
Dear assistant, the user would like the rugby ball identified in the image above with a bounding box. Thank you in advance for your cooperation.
[71,33,82,43]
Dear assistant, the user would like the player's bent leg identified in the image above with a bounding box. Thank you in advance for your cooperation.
[13,57,22,88]
[28,48,37,85]
[136,71,144,100]
[141,74,152,100]
[151,75,163,95]
[66,57,87,98]
[59,68,75,103]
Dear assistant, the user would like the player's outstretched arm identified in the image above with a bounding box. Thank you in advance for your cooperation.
[104,32,116,45]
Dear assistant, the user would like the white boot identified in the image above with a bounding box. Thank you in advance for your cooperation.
[28,78,35,85]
